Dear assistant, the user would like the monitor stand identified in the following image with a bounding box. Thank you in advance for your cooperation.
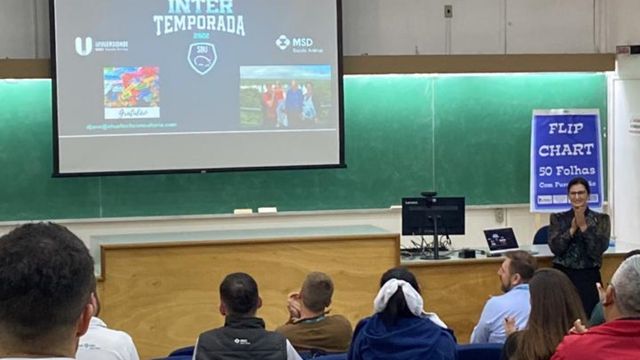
[419,217,449,260]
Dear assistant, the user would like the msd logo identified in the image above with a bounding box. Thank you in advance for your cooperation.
[276,35,314,50]
[292,37,313,47]
[275,35,290,50]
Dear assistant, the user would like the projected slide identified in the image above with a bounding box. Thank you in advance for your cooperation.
[52,0,342,174]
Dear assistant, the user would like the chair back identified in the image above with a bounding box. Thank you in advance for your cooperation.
[533,225,549,245]
[169,345,195,357]
[457,343,503,360]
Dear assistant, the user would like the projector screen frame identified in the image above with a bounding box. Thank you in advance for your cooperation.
[49,0,345,177]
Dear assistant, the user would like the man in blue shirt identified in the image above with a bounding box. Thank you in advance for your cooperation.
[470,250,537,343]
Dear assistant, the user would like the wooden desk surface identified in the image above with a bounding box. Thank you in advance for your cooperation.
[98,229,399,359]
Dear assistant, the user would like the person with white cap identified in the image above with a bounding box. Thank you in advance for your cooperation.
[347,267,456,360]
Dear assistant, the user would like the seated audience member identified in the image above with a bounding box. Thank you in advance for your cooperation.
[502,268,586,360]
[348,267,456,360]
[588,249,640,326]
[471,251,537,343]
[0,222,95,359]
[276,272,352,353]
[194,272,302,360]
[76,285,140,360]
[551,255,640,360]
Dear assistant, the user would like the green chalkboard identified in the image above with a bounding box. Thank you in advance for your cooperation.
[0,74,606,221]
[433,74,607,204]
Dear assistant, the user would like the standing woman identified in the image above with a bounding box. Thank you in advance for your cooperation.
[548,177,610,317]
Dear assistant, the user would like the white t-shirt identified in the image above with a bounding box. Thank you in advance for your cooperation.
[76,317,140,360]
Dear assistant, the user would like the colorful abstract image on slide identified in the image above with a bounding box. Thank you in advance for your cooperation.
[104,66,160,119]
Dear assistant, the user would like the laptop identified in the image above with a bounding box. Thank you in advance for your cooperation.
[483,227,520,255]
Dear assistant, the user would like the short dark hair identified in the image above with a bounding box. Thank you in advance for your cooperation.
[567,177,591,194]
[220,272,259,315]
[301,272,333,313]
[0,222,94,343]
[378,267,421,325]
[504,250,538,282]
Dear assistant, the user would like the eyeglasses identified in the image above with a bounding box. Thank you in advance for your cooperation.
[569,191,587,196]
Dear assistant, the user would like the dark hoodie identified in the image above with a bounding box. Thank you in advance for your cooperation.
[347,313,457,360]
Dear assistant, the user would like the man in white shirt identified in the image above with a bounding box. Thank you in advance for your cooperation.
[0,223,95,360]
[77,290,140,360]
[470,250,537,343]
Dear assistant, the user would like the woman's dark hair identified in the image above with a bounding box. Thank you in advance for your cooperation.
[567,177,591,194]
[378,267,421,326]
[515,268,586,360]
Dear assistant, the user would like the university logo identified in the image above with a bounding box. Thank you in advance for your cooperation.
[276,35,290,50]
[187,42,217,75]
[75,37,93,56]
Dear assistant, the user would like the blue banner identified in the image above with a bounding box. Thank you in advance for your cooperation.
[530,110,603,212]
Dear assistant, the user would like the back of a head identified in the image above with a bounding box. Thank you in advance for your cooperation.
[504,250,538,283]
[520,268,586,360]
[301,272,333,313]
[220,272,259,316]
[610,254,640,317]
[378,267,421,326]
[0,223,94,349]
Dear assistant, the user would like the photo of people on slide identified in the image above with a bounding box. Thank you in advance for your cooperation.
[239,65,333,129]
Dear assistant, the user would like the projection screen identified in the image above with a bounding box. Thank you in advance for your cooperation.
[51,0,344,175]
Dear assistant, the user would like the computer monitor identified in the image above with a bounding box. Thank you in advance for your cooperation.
[402,197,465,236]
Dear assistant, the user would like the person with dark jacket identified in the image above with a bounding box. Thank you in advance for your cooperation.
[548,177,610,316]
[348,267,457,360]
[194,272,302,360]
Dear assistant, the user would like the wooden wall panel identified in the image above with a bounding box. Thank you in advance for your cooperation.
[99,234,399,359]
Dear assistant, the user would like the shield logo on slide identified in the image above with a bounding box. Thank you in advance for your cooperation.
[187,42,217,75]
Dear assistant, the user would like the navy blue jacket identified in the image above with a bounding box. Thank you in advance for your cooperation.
[348,314,457,360]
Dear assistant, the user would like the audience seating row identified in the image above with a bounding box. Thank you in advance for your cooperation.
[155,343,504,360]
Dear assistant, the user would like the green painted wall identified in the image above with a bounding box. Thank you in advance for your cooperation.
[0,73,607,220]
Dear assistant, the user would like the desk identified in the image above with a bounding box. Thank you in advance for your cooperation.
[405,243,633,343]
[97,227,634,358]
[97,226,399,359]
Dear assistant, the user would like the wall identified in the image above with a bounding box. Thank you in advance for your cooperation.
[2,0,640,58]
[343,0,600,55]
[611,56,640,246]
[0,205,548,256]
[0,0,637,248]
